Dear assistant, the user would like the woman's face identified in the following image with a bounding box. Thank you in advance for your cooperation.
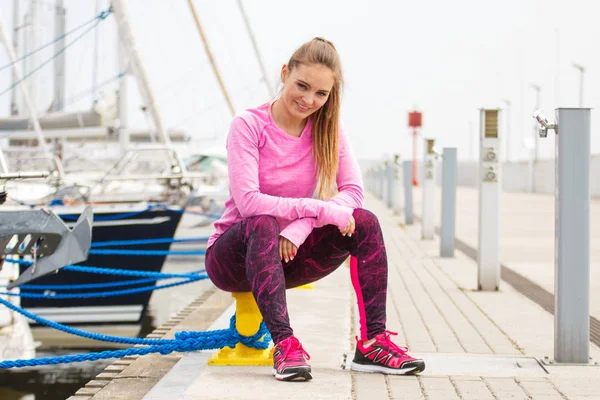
[280,63,334,121]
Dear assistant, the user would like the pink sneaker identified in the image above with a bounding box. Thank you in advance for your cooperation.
[350,331,425,375]
[272,336,312,381]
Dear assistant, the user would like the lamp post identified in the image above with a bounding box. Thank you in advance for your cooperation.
[530,84,541,162]
[572,63,585,107]
[502,99,511,161]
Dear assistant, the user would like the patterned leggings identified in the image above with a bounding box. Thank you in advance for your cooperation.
[205,208,388,345]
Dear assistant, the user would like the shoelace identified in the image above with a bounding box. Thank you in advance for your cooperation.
[280,337,311,362]
[376,330,409,357]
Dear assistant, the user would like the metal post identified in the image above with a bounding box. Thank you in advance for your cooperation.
[379,166,386,201]
[422,139,435,240]
[403,160,413,225]
[386,162,394,208]
[477,109,501,291]
[440,148,457,257]
[554,108,590,363]
[392,155,402,214]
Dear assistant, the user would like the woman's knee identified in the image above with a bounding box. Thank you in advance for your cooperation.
[352,208,380,228]
[245,215,280,238]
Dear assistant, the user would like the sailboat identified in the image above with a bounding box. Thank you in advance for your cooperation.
[0,1,199,345]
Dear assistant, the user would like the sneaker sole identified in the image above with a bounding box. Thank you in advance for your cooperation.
[350,360,425,375]
[272,367,313,381]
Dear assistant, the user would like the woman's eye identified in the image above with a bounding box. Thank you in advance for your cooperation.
[318,92,327,97]
[297,83,307,89]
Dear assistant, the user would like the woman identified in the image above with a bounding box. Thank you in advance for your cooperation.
[205,37,425,382]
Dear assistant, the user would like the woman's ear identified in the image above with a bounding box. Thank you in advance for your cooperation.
[280,64,288,83]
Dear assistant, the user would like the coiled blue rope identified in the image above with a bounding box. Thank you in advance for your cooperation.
[0,296,271,368]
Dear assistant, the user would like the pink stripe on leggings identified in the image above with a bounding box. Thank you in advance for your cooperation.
[349,255,367,341]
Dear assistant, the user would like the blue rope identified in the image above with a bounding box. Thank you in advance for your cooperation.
[20,277,161,290]
[0,8,112,76]
[63,265,203,279]
[89,249,205,256]
[0,296,271,368]
[0,296,270,348]
[3,259,203,280]
[0,9,112,99]
[11,269,205,291]
[0,275,205,299]
[90,236,209,248]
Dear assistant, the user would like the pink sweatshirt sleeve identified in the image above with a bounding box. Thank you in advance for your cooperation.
[280,127,364,247]
[227,116,352,229]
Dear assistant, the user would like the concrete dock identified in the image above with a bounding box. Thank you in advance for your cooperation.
[68,188,600,399]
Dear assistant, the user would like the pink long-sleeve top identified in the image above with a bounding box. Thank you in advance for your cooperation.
[206,101,364,249]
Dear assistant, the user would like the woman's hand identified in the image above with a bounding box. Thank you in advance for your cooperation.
[340,215,356,237]
[279,236,298,263]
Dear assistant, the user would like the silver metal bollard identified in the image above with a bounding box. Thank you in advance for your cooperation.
[477,109,501,291]
[422,139,435,240]
[381,165,387,201]
[440,148,457,257]
[377,166,384,200]
[534,108,591,364]
[386,162,394,209]
[403,160,413,225]
[392,155,403,214]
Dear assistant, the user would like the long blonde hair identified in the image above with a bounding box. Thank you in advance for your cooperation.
[286,37,343,199]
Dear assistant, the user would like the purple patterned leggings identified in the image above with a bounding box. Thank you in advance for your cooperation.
[205,208,388,345]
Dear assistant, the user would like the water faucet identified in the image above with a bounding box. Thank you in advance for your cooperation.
[533,109,556,137]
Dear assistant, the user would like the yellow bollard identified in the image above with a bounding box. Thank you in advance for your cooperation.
[295,283,315,290]
[208,292,273,366]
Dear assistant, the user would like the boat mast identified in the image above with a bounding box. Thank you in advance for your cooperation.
[236,0,274,98]
[186,0,236,116]
[53,0,66,112]
[117,35,129,154]
[92,0,101,105]
[10,0,19,116]
[26,0,41,117]
[110,0,172,147]
[0,19,52,160]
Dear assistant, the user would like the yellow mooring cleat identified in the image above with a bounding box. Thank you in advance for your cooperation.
[208,292,273,366]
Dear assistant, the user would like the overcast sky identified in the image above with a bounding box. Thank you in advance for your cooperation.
[0,0,597,161]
